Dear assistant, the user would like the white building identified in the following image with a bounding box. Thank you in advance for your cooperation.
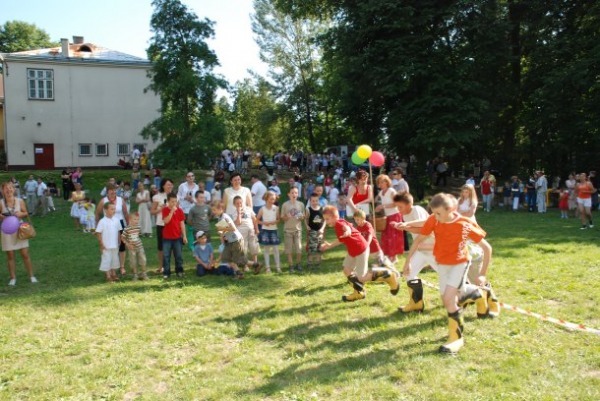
[0,36,160,170]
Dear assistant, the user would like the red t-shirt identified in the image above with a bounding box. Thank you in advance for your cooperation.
[420,214,486,265]
[355,221,381,253]
[335,219,368,256]
[162,207,185,240]
[480,179,492,195]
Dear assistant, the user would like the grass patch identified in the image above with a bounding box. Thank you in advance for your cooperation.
[0,172,598,400]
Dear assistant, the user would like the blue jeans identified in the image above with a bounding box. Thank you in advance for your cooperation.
[163,238,183,276]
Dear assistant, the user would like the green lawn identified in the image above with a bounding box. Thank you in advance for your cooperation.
[0,171,599,400]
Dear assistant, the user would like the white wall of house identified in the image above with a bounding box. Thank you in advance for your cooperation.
[2,57,160,169]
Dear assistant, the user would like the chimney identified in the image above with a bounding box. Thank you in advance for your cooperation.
[73,36,84,44]
[61,38,70,58]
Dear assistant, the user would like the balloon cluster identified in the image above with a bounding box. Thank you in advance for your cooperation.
[351,145,385,167]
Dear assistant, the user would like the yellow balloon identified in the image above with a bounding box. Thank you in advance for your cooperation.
[357,145,372,159]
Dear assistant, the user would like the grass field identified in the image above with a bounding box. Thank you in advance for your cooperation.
[0,170,599,400]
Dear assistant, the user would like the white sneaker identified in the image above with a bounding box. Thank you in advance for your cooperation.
[8,278,16,286]
[30,276,38,283]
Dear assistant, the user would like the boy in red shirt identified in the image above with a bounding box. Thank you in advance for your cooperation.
[403,193,492,354]
[162,193,188,278]
[320,205,399,302]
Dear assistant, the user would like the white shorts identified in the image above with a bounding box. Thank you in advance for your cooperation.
[406,250,437,280]
[437,262,469,293]
[577,197,592,208]
[99,248,120,272]
[343,249,369,278]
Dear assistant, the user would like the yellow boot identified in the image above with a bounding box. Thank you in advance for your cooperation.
[439,309,464,354]
[458,288,489,318]
[342,274,366,302]
[371,267,400,295]
[485,282,500,318]
[399,279,424,313]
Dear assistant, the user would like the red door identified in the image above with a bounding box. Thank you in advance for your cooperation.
[34,144,55,170]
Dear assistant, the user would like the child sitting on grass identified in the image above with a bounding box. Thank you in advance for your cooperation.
[121,212,148,280]
[210,200,246,279]
[193,231,214,276]
[96,203,121,283]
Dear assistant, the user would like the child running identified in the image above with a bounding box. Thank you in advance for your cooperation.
[320,205,399,302]
[403,193,492,354]
[257,191,281,273]
[353,209,385,265]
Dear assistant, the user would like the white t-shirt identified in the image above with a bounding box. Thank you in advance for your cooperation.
[177,182,199,214]
[224,186,252,215]
[327,187,339,205]
[251,180,267,207]
[96,216,121,249]
[402,204,433,244]
[152,192,167,226]
[36,182,47,196]
[380,188,399,216]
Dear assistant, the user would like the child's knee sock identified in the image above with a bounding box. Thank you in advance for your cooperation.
[273,247,281,268]
[263,246,271,268]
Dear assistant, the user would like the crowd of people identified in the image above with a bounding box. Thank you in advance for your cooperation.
[2,149,596,355]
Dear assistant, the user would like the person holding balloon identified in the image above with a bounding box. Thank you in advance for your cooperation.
[346,170,373,218]
[0,181,37,286]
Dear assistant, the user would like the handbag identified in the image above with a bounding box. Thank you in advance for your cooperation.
[17,219,36,240]
[375,216,387,232]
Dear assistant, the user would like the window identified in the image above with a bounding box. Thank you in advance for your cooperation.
[117,143,130,156]
[27,69,54,100]
[96,143,108,156]
[133,143,146,153]
[79,143,92,157]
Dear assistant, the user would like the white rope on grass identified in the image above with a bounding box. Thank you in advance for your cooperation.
[419,279,600,336]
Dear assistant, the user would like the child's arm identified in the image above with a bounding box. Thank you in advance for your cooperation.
[180,220,188,244]
[475,238,492,286]
[320,239,341,251]
[402,234,427,277]
[96,232,105,251]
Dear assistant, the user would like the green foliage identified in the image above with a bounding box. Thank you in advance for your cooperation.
[142,0,227,169]
[0,20,58,53]
[266,0,600,176]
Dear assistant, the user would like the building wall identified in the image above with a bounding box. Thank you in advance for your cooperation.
[3,58,160,168]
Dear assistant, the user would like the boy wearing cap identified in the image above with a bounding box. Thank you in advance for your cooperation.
[193,231,214,276]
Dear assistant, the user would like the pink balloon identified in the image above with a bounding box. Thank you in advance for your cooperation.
[369,151,385,167]
[1,216,20,235]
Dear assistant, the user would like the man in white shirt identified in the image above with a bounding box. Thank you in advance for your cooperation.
[250,174,267,215]
[535,171,548,213]
[391,170,410,194]
[23,175,38,216]
[35,177,48,216]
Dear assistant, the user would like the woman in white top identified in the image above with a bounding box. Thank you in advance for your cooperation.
[457,184,478,222]
[136,182,153,237]
[375,174,404,263]
[222,173,253,216]
[1,181,37,286]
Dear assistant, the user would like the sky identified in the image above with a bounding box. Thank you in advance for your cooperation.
[0,0,269,86]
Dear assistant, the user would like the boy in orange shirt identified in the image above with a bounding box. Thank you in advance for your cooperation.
[403,193,492,354]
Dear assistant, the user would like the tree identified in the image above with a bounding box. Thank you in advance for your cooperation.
[0,21,58,53]
[142,0,227,168]
[252,0,330,152]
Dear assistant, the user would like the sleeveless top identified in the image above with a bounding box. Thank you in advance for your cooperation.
[224,186,252,215]
[103,196,125,224]
[307,206,325,231]
[352,184,370,205]
[260,205,278,231]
